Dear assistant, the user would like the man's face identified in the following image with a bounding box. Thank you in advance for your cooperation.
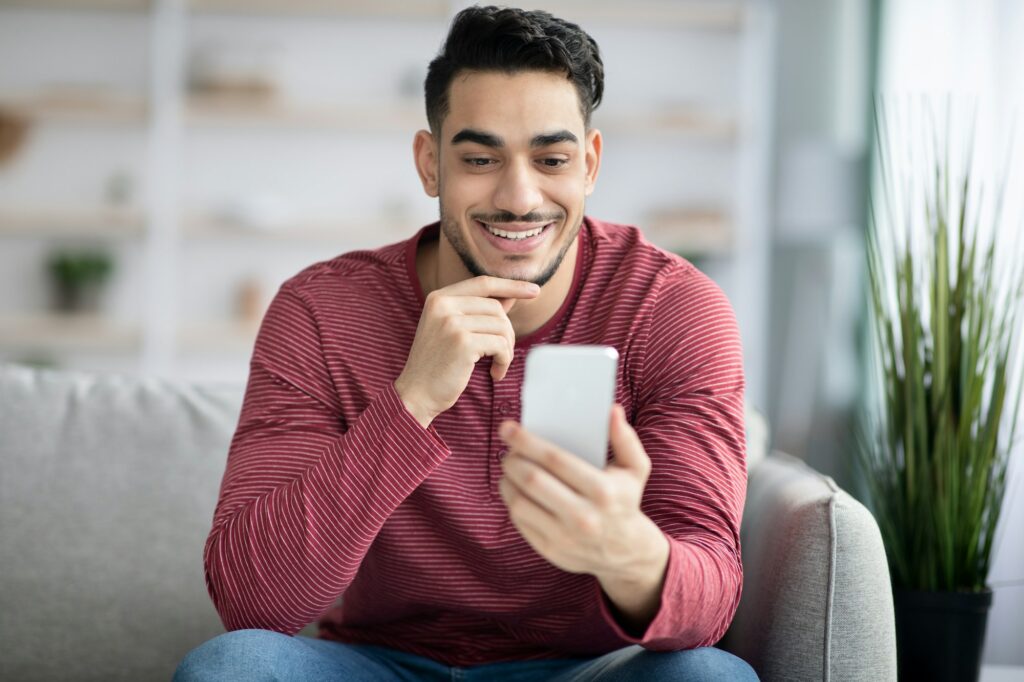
[416,70,602,286]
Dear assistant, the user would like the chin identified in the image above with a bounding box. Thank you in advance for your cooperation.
[441,210,579,288]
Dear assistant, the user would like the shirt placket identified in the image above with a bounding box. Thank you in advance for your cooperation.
[488,351,525,498]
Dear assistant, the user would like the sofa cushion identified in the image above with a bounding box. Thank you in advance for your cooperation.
[0,362,244,682]
[719,451,897,681]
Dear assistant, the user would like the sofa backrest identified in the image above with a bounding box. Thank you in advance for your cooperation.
[0,363,244,682]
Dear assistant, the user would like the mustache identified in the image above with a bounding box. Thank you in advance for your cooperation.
[471,211,564,224]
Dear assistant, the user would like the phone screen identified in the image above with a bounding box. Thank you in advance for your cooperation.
[520,344,619,468]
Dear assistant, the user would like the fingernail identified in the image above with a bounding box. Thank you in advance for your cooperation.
[528,283,540,293]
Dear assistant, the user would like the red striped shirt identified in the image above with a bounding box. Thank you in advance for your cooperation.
[204,216,747,665]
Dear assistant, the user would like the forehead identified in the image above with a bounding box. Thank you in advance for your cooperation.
[444,70,585,142]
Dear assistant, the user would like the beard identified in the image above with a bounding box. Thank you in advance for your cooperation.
[437,194,583,289]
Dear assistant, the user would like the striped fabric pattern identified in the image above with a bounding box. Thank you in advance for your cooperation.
[204,217,747,666]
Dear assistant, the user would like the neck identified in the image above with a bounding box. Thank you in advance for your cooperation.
[416,228,579,339]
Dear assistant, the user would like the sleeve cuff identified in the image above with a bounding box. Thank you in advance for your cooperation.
[594,535,683,645]
[334,380,451,483]
[378,380,448,451]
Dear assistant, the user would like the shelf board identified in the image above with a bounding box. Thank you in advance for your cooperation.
[0,313,142,351]
[182,215,410,246]
[178,318,261,353]
[527,1,745,30]
[594,109,737,141]
[186,0,743,28]
[185,94,733,139]
[644,210,733,256]
[185,94,426,130]
[189,0,447,18]
[0,0,150,10]
[0,91,148,124]
[0,207,146,238]
[183,217,349,242]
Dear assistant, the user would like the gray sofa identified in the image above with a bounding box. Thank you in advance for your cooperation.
[0,362,897,681]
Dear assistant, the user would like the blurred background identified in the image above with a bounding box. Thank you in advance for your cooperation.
[0,0,1021,665]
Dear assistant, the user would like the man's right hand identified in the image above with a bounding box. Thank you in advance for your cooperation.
[394,276,541,429]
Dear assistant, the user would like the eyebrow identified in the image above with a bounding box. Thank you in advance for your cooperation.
[450,128,579,148]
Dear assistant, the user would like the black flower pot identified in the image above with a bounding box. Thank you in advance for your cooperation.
[893,587,993,682]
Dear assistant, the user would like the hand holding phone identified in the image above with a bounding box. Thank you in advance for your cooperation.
[520,344,619,468]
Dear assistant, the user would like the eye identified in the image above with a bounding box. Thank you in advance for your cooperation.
[464,157,496,168]
[539,157,569,168]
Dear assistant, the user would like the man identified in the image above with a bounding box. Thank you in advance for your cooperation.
[176,5,755,680]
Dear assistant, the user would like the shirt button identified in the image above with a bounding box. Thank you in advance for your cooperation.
[498,402,514,415]
[497,448,508,458]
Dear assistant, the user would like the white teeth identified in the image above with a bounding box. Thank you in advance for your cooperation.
[483,223,546,240]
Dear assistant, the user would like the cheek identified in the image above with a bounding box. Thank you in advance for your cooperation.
[441,174,495,210]
[550,175,588,207]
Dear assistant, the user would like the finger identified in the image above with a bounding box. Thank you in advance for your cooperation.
[466,333,513,381]
[457,314,511,337]
[608,403,649,475]
[445,275,540,300]
[456,314,516,380]
[499,421,607,500]
[501,453,589,521]
[444,296,511,317]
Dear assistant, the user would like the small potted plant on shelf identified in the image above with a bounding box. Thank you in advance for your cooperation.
[46,248,114,314]
[857,98,1023,682]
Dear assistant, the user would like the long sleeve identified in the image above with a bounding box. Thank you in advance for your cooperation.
[596,265,747,649]
[203,285,450,634]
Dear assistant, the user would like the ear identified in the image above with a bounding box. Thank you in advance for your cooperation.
[584,127,602,197]
[413,129,440,198]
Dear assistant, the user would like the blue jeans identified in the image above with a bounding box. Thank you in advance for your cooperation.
[173,629,758,681]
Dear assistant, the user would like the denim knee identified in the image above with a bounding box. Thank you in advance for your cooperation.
[173,629,298,682]
[644,647,758,681]
[604,646,758,682]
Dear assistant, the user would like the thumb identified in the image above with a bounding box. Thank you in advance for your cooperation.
[609,403,649,476]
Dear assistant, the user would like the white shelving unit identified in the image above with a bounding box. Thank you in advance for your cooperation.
[0,0,776,409]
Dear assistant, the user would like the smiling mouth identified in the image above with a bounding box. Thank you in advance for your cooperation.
[476,221,553,240]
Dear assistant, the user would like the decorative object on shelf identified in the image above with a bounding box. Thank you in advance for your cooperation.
[188,42,284,102]
[10,353,58,370]
[212,194,295,232]
[857,98,1023,682]
[235,276,266,324]
[398,64,426,100]
[0,107,29,165]
[105,169,134,206]
[645,207,731,257]
[45,248,115,314]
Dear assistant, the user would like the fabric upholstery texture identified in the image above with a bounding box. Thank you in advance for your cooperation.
[0,363,242,682]
[0,362,892,681]
[720,450,898,680]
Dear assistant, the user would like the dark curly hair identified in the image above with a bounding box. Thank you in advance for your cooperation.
[424,5,604,134]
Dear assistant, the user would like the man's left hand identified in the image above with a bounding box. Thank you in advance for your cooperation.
[497,403,668,583]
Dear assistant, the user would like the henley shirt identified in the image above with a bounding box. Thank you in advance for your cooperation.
[204,216,748,666]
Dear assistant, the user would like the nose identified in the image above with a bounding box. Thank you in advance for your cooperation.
[492,158,544,218]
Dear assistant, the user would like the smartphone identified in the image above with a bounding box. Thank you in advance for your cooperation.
[520,344,619,469]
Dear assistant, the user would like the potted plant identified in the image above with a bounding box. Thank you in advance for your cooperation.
[857,100,1023,682]
[46,249,114,314]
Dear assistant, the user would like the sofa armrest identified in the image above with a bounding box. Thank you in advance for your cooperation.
[718,452,897,681]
